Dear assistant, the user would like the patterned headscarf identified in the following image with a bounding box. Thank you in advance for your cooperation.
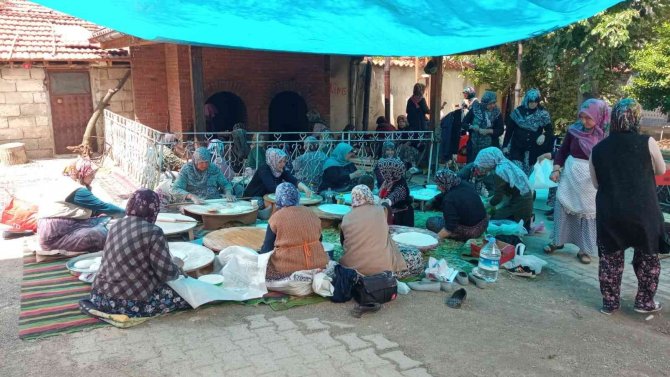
[265,148,288,178]
[193,147,211,165]
[510,89,551,132]
[474,147,532,196]
[323,143,354,170]
[231,128,250,159]
[434,169,462,192]
[312,123,329,134]
[463,86,477,100]
[396,115,408,129]
[350,184,374,207]
[378,158,405,186]
[382,141,395,156]
[472,91,501,129]
[568,99,610,156]
[275,182,300,209]
[64,157,98,184]
[303,136,319,152]
[125,188,160,224]
[610,98,642,133]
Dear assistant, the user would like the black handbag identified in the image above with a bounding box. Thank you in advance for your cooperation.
[352,271,397,305]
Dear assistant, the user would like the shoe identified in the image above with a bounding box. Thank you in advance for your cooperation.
[468,272,491,289]
[576,251,592,264]
[351,303,381,318]
[633,302,663,314]
[455,271,469,286]
[507,265,536,278]
[600,307,617,316]
[440,281,457,292]
[543,244,564,254]
[2,230,34,240]
[445,288,467,309]
[407,281,441,292]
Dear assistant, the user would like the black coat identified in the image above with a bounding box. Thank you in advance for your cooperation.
[591,133,665,255]
[440,109,464,161]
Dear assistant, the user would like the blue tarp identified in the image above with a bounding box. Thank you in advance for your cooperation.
[35,0,622,56]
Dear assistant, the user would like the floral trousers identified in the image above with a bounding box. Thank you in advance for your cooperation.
[90,285,191,317]
[598,246,661,312]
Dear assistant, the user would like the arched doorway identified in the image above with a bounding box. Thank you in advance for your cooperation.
[268,91,309,138]
[205,92,247,133]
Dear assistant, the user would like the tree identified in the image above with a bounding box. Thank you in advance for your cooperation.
[626,22,670,116]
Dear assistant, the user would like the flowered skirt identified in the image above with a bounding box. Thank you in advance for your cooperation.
[90,285,191,317]
[396,246,424,279]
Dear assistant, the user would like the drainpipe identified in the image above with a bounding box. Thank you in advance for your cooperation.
[362,61,372,131]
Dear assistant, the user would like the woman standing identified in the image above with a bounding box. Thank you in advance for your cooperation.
[502,89,552,168]
[462,91,504,162]
[340,185,423,279]
[545,99,611,264]
[377,158,413,226]
[591,98,666,314]
[91,189,190,317]
[406,83,429,132]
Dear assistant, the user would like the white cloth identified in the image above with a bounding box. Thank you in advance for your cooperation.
[556,156,596,219]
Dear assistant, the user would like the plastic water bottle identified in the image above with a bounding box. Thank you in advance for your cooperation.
[475,236,501,282]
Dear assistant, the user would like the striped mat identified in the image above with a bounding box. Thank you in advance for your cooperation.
[19,253,109,340]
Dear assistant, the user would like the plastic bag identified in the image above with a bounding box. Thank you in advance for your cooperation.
[423,257,458,282]
[487,220,528,237]
[215,246,271,298]
[529,159,558,189]
[1,197,38,231]
[265,269,320,296]
[312,272,334,297]
[502,244,547,274]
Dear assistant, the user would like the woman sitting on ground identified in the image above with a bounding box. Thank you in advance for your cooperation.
[37,158,124,253]
[244,148,313,203]
[172,147,234,204]
[426,169,488,241]
[292,136,329,192]
[377,158,414,227]
[91,189,191,317]
[260,183,329,281]
[319,142,364,192]
[474,147,534,229]
[339,185,423,279]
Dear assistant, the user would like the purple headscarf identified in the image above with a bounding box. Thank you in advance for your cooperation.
[126,188,161,224]
[568,99,611,156]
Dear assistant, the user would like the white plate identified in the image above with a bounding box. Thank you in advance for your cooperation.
[392,232,438,248]
[198,274,224,285]
[318,204,351,216]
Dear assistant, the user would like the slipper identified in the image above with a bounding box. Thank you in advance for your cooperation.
[351,303,381,318]
[507,265,536,278]
[445,288,467,309]
[455,271,469,286]
[633,301,663,314]
[543,244,564,254]
[468,273,491,289]
[440,281,457,292]
[576,252,592,264]
[407,281,441,292]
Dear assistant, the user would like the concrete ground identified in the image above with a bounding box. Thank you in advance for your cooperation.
[1,159,669,377]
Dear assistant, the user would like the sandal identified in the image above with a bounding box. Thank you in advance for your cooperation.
[576,251,592,264]
[543,244,564,254]
[507,265,536,278]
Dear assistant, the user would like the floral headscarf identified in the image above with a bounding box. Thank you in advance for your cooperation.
[382,141,395,156]
[64,157,98,184]
[472,91,501,129]
[351,184,374,207]
[323,143,353,170]
[303,136,319,152]
[434,169,462,192]
[125,188,160,224]
[568,99,610,156]
[265,148,288,178]
[474,147,532,196]
[275,182,300,209]
[511,89,551,132]
[463,86,477,100]
[610,98,642,133]
[193,147,212,164]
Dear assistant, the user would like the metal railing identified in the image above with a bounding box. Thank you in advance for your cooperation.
[104,110,436,190]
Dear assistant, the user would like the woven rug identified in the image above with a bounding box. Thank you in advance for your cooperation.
[19,253,109,340]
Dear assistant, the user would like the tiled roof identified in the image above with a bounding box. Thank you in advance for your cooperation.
[0,0,128,61]
[367,56,473,70]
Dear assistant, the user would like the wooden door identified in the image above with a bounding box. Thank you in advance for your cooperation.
[48,71,94,154]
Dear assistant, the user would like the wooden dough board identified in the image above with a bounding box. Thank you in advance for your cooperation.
[203,226,267,252]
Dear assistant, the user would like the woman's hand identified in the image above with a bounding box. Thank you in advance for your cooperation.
[224,193,236,202]
[470,126,480,134]
[536,134,546,145]
[350,170,364,180]
[537,153,552,163]
[188,194,204,204]
[305,189,313,198]
[172,257,184,269]
[550,170,561,183]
